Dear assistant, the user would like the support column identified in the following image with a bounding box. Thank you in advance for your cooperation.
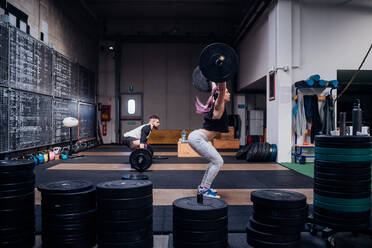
[114,41,122,143]
[267,0,293,162]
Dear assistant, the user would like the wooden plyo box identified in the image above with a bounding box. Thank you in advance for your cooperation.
[220,126,235,140]
[177,139,201,157]
[213,139,240,149]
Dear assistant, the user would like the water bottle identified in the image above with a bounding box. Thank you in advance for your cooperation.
[181,129,186,143]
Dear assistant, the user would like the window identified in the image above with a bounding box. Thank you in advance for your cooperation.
[128,99,135,114]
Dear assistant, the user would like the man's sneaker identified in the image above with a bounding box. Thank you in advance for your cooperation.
[199,185,217,194]
[198,187,220,199]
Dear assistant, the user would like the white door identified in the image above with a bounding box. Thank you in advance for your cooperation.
[120,93,143,140]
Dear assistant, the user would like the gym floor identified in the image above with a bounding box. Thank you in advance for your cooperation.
[32,145,372,248]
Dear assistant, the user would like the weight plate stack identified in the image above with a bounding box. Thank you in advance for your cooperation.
[0,160,35,248]
[314,135,372,231]
[173,196,228,248]
[96,180,153,248]
[38,180,96,248]
[247,190,308,248]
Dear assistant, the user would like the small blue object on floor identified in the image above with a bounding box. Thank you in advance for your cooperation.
[122,173,149,180]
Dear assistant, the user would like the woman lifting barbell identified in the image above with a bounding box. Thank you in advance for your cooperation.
[188,82,230,199]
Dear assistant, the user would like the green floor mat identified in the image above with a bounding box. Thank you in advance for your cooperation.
[281,163,314,178]
[281,162,372,188]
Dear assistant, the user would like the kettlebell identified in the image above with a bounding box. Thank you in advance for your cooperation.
[43,152,49,163]
[49,150,55,161]
[53,147,61,155]
[55,154,60,160]
[36,153,45,164]
[61,153,68,160]
[29,155,39,166]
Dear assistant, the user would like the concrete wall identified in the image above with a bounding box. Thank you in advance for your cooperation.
[237,12,269,90]
[98,42,216,143]
[5,0,98,71]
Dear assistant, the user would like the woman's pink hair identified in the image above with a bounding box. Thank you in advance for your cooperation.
[195,87,218,115]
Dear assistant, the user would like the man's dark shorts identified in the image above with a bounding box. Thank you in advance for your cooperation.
[122,136,137,150]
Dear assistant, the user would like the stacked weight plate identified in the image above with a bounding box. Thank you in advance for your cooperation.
[38,180,96,248]
[314,135,372,230]
[97,180,153,248]
[0,160,35,248]
[247,190,308,248]
[173,196,228,248]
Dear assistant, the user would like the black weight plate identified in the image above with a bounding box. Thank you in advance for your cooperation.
[42,209,96,223]
[98,236,153,248]
[98,206,152,221]
[314,182,370,193]
[42,222,96,235]
[199,43,238,83]
[192,66,212,93]
[313,211,369,225]
[0,160,34,172]
[98,228,152,243]
[236,144,251,160]
[0,226,35,238]
[0,192,34,210]
[314,188,370,199]
[129,149,153,172]
[253,211,306,226]
[0,210,34,228]
[314,165,371,175]
[253,204,308,218]
[263,143,271,161]
[173,216,228,231]
[313,218,369,231]
[174,227,227,243]
[38,180,93,193]
[249,217,304,235]
[0,181,35,198]
[313,205,370,218]
[173,197,227,220]
[42,234,96,248]
[41,188,96,213]
[247,236,301,248]
[174,239,228,248]
[98,215,152,232]
[97,180,152,198]
[251,190,307,208]
[314,177,371,187]
[246,223,300,243]
[315,160,371,168]
[315,135,372,147]
[314,171,371,180]
[251,143,260,161]
[0,231,35,248]
[257,143,266,162]
[98,194,152,210]
[0,171,35,184]
[246,143,255,161]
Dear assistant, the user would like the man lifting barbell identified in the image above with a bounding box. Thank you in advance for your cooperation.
[189,43,238,199]
[122,115,160,150]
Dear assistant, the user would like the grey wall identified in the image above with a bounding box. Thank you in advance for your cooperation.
[120,43,210,130]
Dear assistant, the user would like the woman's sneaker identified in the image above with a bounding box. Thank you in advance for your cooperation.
[198,185,217,194]
[198,187,220,199]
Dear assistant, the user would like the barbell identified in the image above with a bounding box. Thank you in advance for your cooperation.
[192,43,239,92]
[129,148,153,172]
